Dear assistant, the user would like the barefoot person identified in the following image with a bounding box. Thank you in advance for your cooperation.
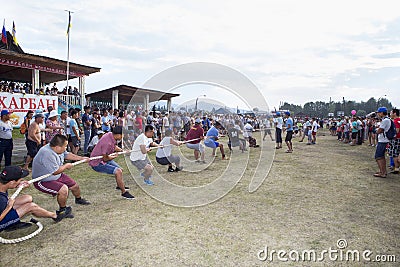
[185,118,205,163]
[0,166,68,231]
[32,134,91,220]
[89,126,134,200]
[130,125,159,185]
[156,129,183,172]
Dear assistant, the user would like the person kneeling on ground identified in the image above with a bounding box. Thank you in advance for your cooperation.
[90,126,134,199]
[185,118,205,163]
[156,129,183,172]
[0,166,70,231]
[130,125,159,186]
[204,121,228,160]
[32,134,91,220]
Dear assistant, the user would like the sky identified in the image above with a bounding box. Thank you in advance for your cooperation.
[2,0,400,111]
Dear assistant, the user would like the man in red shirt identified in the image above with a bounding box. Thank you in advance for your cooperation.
[185,118,205,163]
[389,109,400,174]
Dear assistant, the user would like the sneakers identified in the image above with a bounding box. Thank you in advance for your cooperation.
[144,179,154,186]
[75,197,91,205]
[53,206,73,223]
[121,191,135,200]
[167,167,175,172]
[175,166,183,172]
[116,186,130,191]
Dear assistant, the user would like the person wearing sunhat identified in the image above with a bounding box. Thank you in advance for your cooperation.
[0,109,14,167]
[45,110,63,143]
[374,107,391,178]
[0,166,68,231]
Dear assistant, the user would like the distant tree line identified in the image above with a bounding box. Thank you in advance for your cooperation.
[279,97,393,118]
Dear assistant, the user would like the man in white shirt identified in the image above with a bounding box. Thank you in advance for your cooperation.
[311,118,319,144]
[274,112,283,149]
[374,107,391,178]
[126,111,135,131]
[0,110,14,166]
[130,125,159,185]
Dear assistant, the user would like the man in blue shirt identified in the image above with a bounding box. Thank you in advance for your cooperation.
[204,121,228,160]
[284,111,293,153]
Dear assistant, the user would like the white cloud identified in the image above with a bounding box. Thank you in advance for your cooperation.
[2,0,400,109]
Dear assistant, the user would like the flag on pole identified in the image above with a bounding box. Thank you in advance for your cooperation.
[66,12,71,36]
[1,19,7,46]
[12,21,18,45]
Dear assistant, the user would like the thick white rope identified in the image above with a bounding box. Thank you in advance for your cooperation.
[1,137,201,243]
[0,218,43,244]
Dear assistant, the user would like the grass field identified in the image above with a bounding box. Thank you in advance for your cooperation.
[1,130,399,266]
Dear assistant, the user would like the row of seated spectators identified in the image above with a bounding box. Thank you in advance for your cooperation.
[0,80,81,96]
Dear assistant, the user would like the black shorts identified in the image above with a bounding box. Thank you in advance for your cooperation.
[71,136,80,147]
[351,132,357,140]
[285,131,293,142]
[26,139,39,158]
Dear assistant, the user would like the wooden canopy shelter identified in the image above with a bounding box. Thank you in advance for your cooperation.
[86,85,180,111]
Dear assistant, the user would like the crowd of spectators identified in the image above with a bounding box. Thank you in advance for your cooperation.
[0,80,81,97]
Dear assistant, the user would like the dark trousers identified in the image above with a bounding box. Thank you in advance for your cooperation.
[275,128,282,143]
[0,138,13,166]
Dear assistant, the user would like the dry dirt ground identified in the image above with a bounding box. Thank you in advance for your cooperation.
[1,130,399,266]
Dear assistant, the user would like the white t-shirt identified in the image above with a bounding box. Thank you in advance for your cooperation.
[274,117,283,129]
[163,117,170,128]
[66,117,71,135]
[156,137,172,158]
[0,120,13,139]
[126,114,134,127]
[130,133,152,161]
[243,123,254,138]
[378,117,391,143]
[312,121,319,132]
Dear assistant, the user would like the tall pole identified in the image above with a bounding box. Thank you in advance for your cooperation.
[65,10,73,110]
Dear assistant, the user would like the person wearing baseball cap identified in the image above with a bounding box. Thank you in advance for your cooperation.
[283,111,293,153]
[374,107,391,178]
[0,166,65,231]
[0,109,14,167]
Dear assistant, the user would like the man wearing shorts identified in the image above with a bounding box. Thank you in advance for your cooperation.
[156,129,183,172]
[23,113,44,170]
[69,110,81,155]
[283,111,293,153]
[0,165,67,231]
[32,134,90,219]
[130,125,158,185]
[204,121,228,160]
[374,107,391,178]
[89,126,134,200]
[185,118,205,163]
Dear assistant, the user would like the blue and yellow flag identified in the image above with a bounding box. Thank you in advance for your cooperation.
[12,21,18,45]
[66,13,71,36]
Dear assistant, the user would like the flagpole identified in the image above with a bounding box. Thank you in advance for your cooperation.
[65,10,73,111]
